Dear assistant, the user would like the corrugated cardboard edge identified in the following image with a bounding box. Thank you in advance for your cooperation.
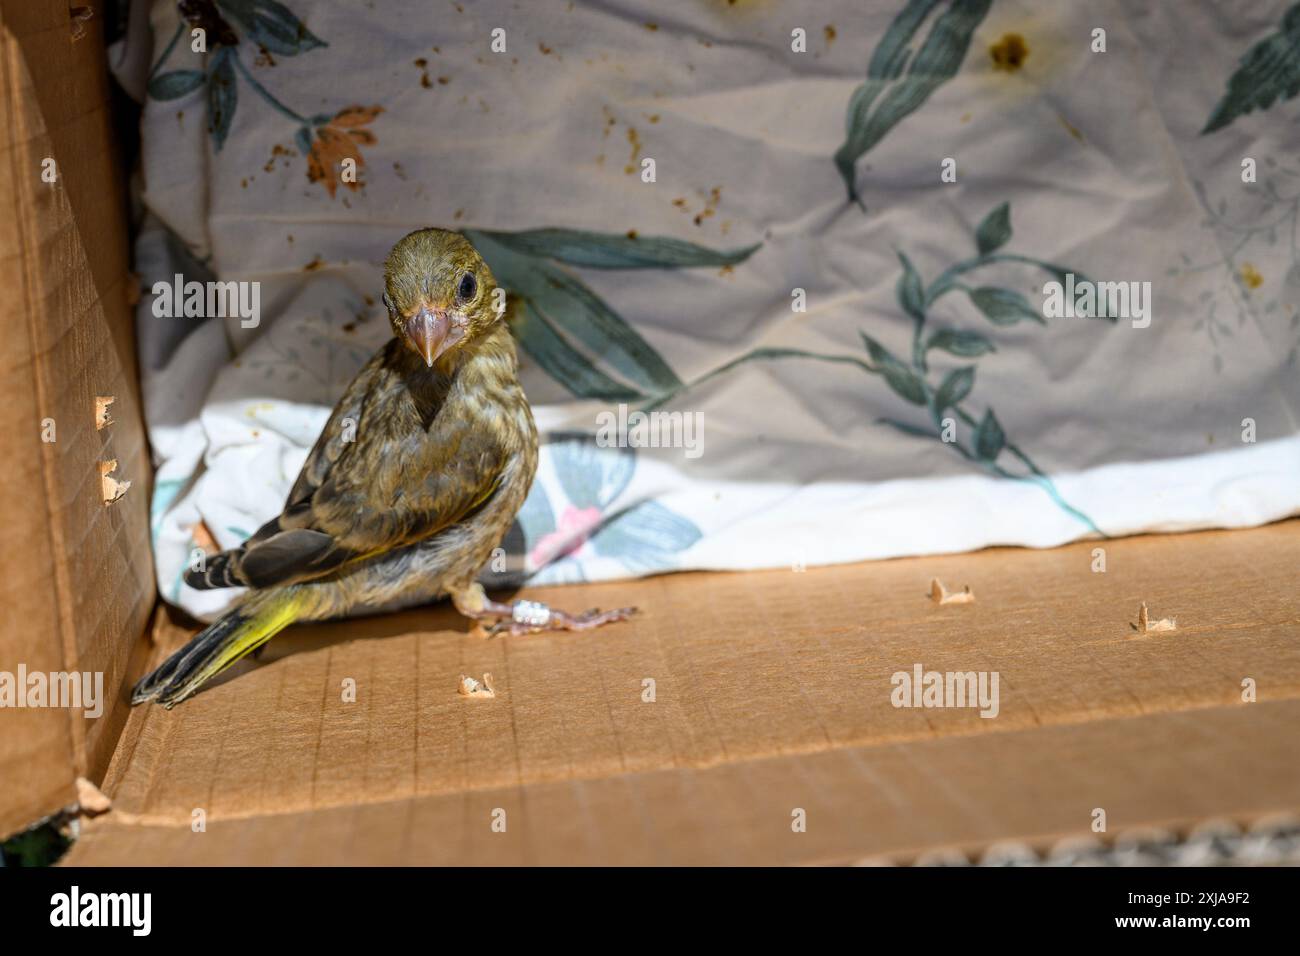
[63,698,1300,865]
[0,0,154,838]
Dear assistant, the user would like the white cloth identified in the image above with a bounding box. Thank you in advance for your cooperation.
[117,0,1300,621]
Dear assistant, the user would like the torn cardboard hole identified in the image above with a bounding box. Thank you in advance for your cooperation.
[70,6,93,41]
[98,460,130,504]
[930,578,974,605]
[458,673,495,699]
[94,395,114,430]
[1133,602,1176,634]
[74,777,111,817]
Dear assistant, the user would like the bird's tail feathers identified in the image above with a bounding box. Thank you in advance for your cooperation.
[185,548,246,590]
[131,591,303,708]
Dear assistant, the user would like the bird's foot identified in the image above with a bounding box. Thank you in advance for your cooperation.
[478,598,637,638]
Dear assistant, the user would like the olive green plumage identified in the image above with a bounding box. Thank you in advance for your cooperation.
[133,229,538,708]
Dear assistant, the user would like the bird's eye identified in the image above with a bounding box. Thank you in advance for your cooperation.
[456,273,478,302]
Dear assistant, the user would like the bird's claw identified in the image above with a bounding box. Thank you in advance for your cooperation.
[481,603,638,637]
[554,606,639,630]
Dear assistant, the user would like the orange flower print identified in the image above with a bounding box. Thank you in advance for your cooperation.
[306,106,383,197]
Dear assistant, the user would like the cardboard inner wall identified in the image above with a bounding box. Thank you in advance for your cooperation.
[0,0,153,837]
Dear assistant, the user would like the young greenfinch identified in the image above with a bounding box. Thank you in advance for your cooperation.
[133,228,634,708]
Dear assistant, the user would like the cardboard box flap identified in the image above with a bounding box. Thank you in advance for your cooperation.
[0,0,153,837]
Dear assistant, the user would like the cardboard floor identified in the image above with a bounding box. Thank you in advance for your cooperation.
[65,521,1300,865]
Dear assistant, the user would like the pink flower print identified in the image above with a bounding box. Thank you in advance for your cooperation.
[529,505,603,568]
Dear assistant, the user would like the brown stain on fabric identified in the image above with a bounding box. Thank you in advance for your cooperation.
[624,127,642,175]
[264,143,294,173]
[990,33,1028,72]
[671,188,724,228]
[1058,114,1084,142]
[694,186,722,226]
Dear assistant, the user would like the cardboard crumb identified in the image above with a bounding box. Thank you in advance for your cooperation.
[99,460,130,504]
[95,395,114,430]
[74,776,111,815]
[1133,602,1176,634]
[458,672,495,698]
[930,578,975,605]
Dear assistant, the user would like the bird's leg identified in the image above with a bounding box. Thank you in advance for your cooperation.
[487,599,638,637]
[449,583,636,637]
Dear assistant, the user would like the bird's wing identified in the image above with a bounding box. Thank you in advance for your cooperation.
[203,341,512,590]
[284,342,389,510]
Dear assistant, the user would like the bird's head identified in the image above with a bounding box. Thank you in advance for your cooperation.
[382,228,502,368]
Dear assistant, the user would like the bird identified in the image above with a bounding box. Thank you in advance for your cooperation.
[132,228,635,708]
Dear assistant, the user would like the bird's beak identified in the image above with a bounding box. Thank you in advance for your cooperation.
[406,308,453,367]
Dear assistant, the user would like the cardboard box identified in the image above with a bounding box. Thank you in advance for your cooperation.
[0,0,154,841]
[2,2,1297,866]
